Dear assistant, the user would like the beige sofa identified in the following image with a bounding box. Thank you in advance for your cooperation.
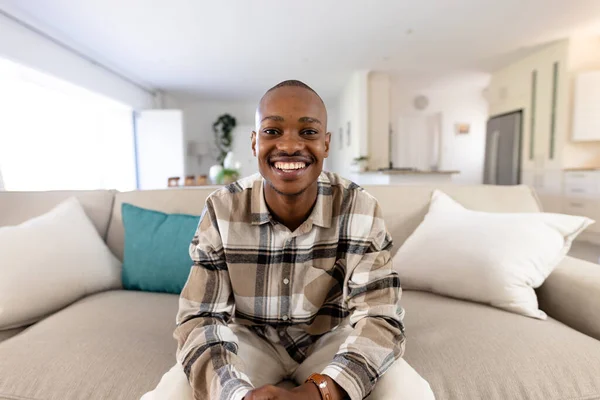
[1,184,600,400]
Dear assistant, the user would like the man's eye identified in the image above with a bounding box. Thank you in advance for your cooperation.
[302,129,318,135]
[263,129,279,135]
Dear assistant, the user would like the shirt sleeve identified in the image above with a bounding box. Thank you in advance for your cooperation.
[321,201,406,400]
[174,197,253,400]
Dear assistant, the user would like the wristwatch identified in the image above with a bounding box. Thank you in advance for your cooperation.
[305,373,332,400]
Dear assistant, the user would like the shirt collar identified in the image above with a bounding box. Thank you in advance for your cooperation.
[251,172,332,229]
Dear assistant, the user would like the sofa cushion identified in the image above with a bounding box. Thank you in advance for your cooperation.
[537,255,600,342]
[1,289,598,400]
[365,184,542,256]
[106,184,541,260]
[0,326,25,344]
[107,188,216,261]
[0,190,116,240]
[122,203,200,294]
[0,197,122,330]
[402,291,600,400]
[393,190,592,319]
[0,290,179,400]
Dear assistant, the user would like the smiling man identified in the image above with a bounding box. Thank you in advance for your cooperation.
[142,80,434,400]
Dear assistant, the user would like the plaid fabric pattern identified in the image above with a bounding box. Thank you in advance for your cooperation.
[174,171,405,400]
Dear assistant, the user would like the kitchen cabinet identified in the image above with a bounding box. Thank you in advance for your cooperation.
[562,170,600,236]
[572,71,600,142]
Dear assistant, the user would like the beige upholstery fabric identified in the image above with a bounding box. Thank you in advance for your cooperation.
[106,184,541,260]
[1,289,598,400]
[106,188,217,260]
[366,184,542,255]
[538,255,600,341]
[0,290,179,400]
[0,190,116,239]
[0,326,25,344]
[401,290,600,400]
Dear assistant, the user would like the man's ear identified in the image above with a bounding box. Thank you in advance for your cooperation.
[324,132,331,158]
[251,131,257,157]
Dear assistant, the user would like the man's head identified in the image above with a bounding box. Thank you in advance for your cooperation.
[252,80,330,197]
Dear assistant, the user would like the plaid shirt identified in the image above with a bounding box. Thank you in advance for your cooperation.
[174,171,405,400]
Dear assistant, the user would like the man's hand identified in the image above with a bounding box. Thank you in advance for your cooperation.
[243,376,347,400]
[243,382,320,400]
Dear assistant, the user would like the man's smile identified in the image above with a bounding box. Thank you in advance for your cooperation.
[269,155,313,180]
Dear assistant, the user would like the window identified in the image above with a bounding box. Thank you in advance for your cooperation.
[0,57,137,191]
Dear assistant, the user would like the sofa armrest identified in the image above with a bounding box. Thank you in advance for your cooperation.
[538,256,600,341]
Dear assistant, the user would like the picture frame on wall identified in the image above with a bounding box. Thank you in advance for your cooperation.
[339,127,343,150]
[455,123,470,134]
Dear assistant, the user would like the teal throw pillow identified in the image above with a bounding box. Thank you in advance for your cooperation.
[121,203,200,294]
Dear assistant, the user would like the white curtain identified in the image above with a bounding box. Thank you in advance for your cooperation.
[0,57,137,192]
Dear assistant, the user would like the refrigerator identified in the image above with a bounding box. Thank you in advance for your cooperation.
[483,111,523,185]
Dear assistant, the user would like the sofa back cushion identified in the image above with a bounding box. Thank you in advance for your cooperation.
[0,190,116,239]
[107,188,218,260]
[361,184,542,253]
[106,183,541,261]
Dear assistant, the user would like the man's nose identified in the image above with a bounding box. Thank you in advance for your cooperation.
[276,131,304,153]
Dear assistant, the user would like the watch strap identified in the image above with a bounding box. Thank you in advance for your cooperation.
[305,373,332,400]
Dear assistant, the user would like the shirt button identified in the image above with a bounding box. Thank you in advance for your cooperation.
[283,278,290,285]
[282,315,289,321]
[279,330,285,337]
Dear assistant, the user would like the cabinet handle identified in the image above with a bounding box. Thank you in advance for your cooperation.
[570,188,586,193]
[569,202,584,208]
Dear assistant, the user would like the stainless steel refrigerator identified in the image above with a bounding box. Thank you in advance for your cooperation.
[483,111,523,185]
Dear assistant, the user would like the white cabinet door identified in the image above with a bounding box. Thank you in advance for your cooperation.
[563,171,600,233]
[564,171,600,197]
[572,71,600,141]
[136,110,184,190]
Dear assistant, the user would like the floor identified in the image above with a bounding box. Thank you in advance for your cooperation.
[568,240,600,264]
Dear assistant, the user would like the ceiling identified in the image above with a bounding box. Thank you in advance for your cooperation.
[2,0,600,101]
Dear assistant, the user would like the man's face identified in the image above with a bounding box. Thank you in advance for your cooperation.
[252,86,330,196]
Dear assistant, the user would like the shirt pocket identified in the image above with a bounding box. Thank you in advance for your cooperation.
[297,259,346,312]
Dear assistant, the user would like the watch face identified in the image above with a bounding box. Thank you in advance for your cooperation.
[319,382,327,388]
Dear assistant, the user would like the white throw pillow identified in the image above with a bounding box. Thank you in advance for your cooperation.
[393,190,594,319]
[0,197,121,329]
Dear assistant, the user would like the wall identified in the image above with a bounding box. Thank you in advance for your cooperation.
[487,37,600,171]
[0,10,156,109]
[485,37,600,213]
[327,71,368,175]
[487,40,570,174]
[179,100,257,176]
[392,78,490,184]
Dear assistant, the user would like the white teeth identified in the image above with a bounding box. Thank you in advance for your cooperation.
[274,162,307,170]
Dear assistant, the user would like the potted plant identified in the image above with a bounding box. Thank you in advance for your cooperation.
[351,156,369,172]
[212,114,237,164]
[209,114,238,184]
[219,168,240,185]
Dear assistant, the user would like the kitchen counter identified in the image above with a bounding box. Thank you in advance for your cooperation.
[376,169,460,175]
[348,170,460,185]
[564,167,600,172]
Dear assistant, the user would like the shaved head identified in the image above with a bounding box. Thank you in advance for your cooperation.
[265,80,323,102]
[256,80,327,129]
